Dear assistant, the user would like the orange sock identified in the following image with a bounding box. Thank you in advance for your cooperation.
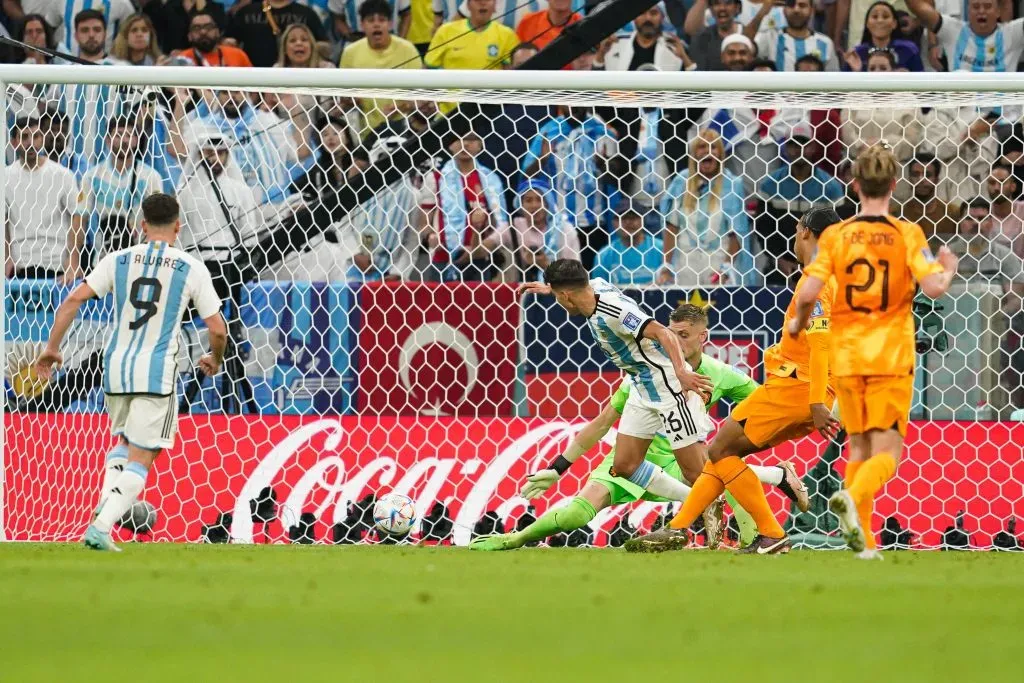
[669,461,724,530]
[715,456,786,538]
[848,452,897,507]
[857,496,877,550]
[844,460,863,489]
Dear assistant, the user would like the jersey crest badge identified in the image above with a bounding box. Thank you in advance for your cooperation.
[622,313,642,331]
[811,300,824,317]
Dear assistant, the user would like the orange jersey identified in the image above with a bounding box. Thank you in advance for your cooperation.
[804,214,944,377]
[764,273,836,382]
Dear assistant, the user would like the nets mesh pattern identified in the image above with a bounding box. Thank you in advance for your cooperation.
[2,74,1023,550]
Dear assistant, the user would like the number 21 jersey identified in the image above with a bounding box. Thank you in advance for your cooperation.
[804,215,943,378]
[86,241,221,396]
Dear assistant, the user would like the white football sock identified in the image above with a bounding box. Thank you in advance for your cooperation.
[93,461,149,533]
[99,444,129,507]
[644,468,693,501]
[750,465,784,486]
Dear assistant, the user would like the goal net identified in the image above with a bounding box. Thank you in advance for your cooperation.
[2,67,1022,549]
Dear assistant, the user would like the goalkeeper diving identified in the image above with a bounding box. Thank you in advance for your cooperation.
[470,304,808,552]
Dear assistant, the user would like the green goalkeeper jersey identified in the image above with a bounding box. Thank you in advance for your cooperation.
[609,353,759,458]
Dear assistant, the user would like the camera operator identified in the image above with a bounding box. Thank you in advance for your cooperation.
[79,115,164,258]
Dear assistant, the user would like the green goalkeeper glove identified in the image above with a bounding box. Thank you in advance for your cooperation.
[521,469,560,499]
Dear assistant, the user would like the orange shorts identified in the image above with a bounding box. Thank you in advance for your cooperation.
[731,375,836,449]
[834,375,914,437]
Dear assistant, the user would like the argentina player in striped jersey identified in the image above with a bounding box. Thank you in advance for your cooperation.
[519,260,716,507]
[36,193,227,552]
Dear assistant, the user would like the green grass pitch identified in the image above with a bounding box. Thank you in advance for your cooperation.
[1,544,1020,682]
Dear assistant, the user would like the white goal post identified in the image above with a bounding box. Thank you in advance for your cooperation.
[2,64,1023,548]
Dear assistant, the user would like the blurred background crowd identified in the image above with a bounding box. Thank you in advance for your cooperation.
[2,0,1023,411]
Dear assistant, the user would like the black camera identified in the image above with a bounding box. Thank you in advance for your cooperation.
[913,297,948,353]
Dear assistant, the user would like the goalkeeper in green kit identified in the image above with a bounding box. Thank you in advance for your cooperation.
[470,304,808,551]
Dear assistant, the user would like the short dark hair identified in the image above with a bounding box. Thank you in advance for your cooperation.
[910,153,941,178]
[75,9,107,30]
[13,116,39,130]
[967,197,990,212]
[358,0,393,20]
[669,303,709,326]
[189,11,221,29]
[749,58,776,71]
[142,193,180,227]
[795,54,824,71]
[802,206,842,237]
[544,259,590,289]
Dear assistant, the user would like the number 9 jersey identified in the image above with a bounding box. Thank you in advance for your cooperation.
[804,214,944,379]
[86,241,222,396]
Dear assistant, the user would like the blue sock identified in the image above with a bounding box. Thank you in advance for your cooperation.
[626,460,657,488]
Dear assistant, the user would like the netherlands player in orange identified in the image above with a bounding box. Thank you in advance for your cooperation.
[627,207,843,555]
[789,144,958,559]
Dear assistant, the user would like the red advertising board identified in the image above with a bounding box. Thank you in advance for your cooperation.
[4,414,1022,547]
[357,281,520,416]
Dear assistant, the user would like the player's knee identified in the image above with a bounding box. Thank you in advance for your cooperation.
[609,457,638,478]
[707,439,729,462]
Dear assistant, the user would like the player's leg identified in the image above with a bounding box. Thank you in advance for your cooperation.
[97,396,131,517]
[828,376,871,553]
[85,395,174,551]
[471,482,612,551]
[613,398,693,501]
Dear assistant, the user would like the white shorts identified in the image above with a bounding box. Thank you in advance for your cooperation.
[618,386,712,449]
[105,394,178,451]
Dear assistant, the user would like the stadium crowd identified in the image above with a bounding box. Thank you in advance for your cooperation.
[2,0,1023,408]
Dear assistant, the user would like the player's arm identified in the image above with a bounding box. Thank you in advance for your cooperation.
[35,281,97,380]
[918,246,958,299]
[789,277,826,337]
[805,294,841,440]
[714,364,759,404]
[644,321,714,396]
[521,399,623,499]
[200,312,227,377]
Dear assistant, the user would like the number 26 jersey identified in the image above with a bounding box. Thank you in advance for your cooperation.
[86,241,221,396]
[804,215,944,378]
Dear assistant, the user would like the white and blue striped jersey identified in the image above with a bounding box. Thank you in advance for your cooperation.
[86,242,222,396]
[936,15,1024,72]
[755,28,839,71]
[586,278,681,404]
[25,0,135,55]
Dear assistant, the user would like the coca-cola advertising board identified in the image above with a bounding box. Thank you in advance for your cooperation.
[357,281,520,416]
[4,413,1023,546]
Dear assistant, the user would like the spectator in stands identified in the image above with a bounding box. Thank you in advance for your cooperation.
[5,117,83,282]
[592,198,663,286]
[175,89,303,204]
[425,0,519,70]
[947,199,1024,305]
[144,0,229,54]
[595,4,691,71]
[908,0,1023,72]
[749,0,840,71]
[684,0,744,71]
[986,163,1024,256]
[79,116,164,255]
[18,13,53,64]
[294,116,361,225]
[758,121,845,281]
[334,174,421,283]
[177,127,259,296]
[399,0,440,55]
[29,0,135,55]
[841,52,923,161]
[180,10,253,66]
[512,179,581,280]
[719,32,754,71]
[49,10,134,175]
[993,516,1022,550]
[895,155,962,238]
[332,0,404,42]
[659,128,755,286]
[509,40,537,67]
[423,126,509,281]
[843,2,923,72]
[275,22,333,68]
[339,0,422,137]
[521,106,619,262]
[112,13,163,65]
[227,0,327,67]
[515,0,580,51]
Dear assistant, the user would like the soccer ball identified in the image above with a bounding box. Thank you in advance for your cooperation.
[373,493,416,536]
[119,500,157,534]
